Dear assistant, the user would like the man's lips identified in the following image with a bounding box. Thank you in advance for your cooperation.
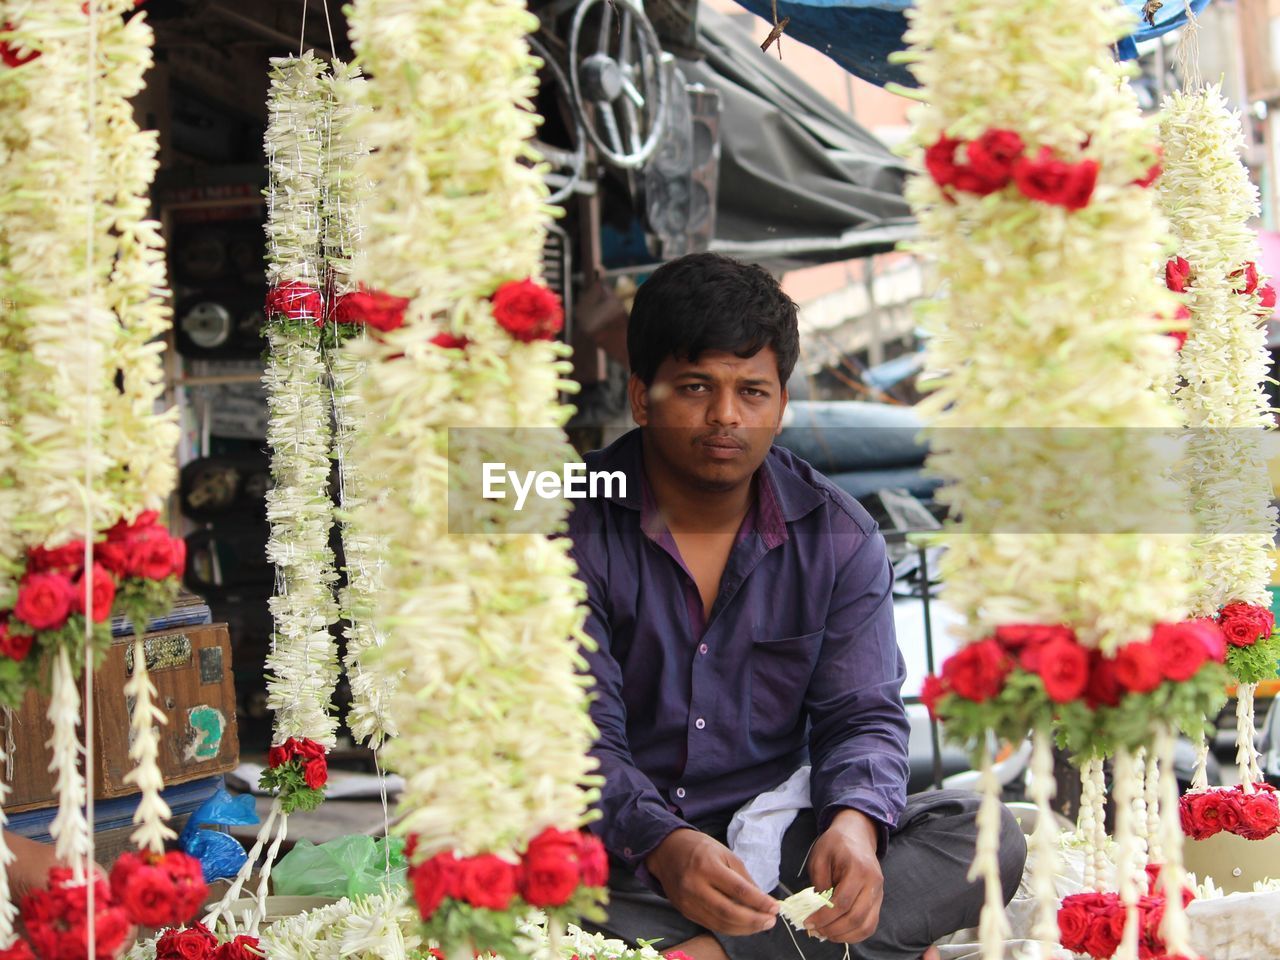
[699,436,745,457]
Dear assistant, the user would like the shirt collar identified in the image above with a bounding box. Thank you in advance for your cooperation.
[596,428,825,547]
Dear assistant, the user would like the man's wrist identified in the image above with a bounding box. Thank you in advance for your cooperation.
[826,808,880,852]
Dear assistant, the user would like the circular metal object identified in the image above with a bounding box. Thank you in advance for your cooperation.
[180,300,233,349]
[568,0,670,170]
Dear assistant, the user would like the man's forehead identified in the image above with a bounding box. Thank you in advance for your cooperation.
[666,348,779,378]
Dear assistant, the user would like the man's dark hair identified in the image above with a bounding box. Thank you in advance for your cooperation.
[626,252,800,386]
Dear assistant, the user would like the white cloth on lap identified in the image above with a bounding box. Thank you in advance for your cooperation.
[726,765,812,892]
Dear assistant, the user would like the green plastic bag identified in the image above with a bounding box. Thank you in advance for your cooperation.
[273,835,407,898]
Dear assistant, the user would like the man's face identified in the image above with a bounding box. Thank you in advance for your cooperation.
[630,347,788,492]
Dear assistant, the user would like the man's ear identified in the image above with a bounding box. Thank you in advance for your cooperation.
[628,374,650,427]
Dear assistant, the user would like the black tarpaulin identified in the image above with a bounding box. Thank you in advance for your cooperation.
[687,3,917,268]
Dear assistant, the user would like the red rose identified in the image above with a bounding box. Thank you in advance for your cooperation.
[161,851,210,919]
[456,854,518,910]
[1235,790,1280,840]
[1165,256,1192,293]
[1258,283,1277,313]
[1134,161,1162,188]
[1057,902,1091,951]
[956,129,1025,194]
[1085,651,1122,709]
[1219,602,1274,648]
[71,563,115,623]
[1231,262,1259,295]
[1197,790,1243,835]
[1150,622,1209,681]
[1144,862,1162,895]
[1184,618,1227,663]
[334,288,411,332]
[171,536,187,579]
[214,935,262,960]
[919,673,948,720]
[0,620,33,662]
[576,831,609,887]
[134,529,179,581]
[303,757,328,790]
[1084,912,1122,960]
[1012,148,1098,210]
[430,333,469,350]
[0,23,38,69]
[27,541,87,573]
[14,572,75,631]
[924,136,963,188]
[491,279,564,343]
[1112,642,1162,694]
[994,623,1074,652]
[0,940,35,960]
[291,738,326,760]
[1036,637,1089,703]
[1180,792,1221,840]
[123,866,175,926]
[157,923,218,960]
[520,828,582,907]
[410,853,458,919]
[265,281,324,324]
[940,639,1010,703]
[267,746,289,769]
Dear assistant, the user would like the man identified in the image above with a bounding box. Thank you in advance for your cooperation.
[568,253,1026,960]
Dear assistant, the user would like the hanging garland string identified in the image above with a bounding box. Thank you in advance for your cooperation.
[342,0,605,953]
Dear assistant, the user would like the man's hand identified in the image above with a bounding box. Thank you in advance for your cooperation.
[804,809,883,944]
[646,829,779,936]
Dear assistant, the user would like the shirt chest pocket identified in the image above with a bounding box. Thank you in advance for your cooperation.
[748,628,825,741]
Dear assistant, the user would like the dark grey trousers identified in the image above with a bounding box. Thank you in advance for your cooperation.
[582,790,1027,960]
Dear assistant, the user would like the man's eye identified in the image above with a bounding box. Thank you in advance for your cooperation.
[681,384,709,393]
[743,388,767,398]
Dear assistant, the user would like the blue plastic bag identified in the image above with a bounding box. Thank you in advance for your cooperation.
[179,787,260,882]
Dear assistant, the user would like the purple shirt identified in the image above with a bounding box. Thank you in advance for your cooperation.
[568,429,910,876]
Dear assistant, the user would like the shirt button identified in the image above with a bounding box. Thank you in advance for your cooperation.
[695,717,706,730]
[698,643,708,655]
[623,847,632,857]
[675,787,686,799]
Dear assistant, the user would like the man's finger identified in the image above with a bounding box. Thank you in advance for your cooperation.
[716,855,781,917]
[810,883,881,942]
[692,882,778,935]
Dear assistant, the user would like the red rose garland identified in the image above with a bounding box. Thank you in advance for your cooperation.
[1180,782,1280,841]
[108,850,208,929]
[1057,867,1196,960]
[923,128,1118,211]
[154,922,260,960]
[1216,602,1273,649]
[258,737,328,813]
[0,512,185,707]
[407,827,608,942]
[333,287,410,332]
[19,868,132,960]
[922,619,1227,754]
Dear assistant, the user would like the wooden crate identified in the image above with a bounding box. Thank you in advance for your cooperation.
[3,623,240,812]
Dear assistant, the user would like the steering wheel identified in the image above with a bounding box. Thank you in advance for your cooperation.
[529,34,588,204]
[568,0,670,170]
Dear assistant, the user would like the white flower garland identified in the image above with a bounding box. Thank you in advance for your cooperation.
[1159,86,1277,796]
[322,64,398,749]
[1161,86,1276,616]
[900,1,1191,956]
[261,53,341,746]
[344,0,598,868]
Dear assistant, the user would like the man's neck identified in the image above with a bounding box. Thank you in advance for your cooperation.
[641,439,755,535]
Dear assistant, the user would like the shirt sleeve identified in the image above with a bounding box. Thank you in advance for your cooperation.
[569,528,690,875]
[804,519,911,856]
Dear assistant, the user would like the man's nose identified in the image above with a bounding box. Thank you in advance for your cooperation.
[706,391,742,427]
